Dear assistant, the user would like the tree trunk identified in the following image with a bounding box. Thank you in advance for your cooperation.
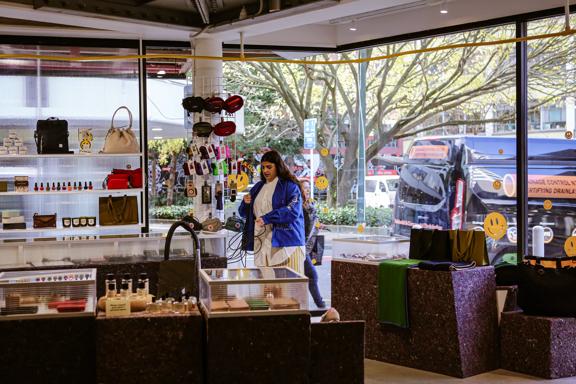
[167,152,177,206]
[150,157,157,199]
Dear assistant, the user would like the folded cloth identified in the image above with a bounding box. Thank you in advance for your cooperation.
[417,260,476,271]
[378,259,421,328]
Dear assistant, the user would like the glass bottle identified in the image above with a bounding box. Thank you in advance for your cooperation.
[105,273,117,297]
[73,181,77,190]
[45,182,50,191]
[88,181,93,190]
[123,273,133,294]
[138,273,149,295]
[34,182,38,192]
[84,181,88,190]
[120,281,130,298]
[39,182,44,191]
[57,182,61,191]
[136,281,146,298]
[67,181,72,191]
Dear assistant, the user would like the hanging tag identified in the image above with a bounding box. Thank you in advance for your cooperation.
[201,160,210,175]
[188,142,199,157]
[212,144,220,160]
[231,160,238,174]
[207,144,216,159]
[186,179,197,197]
[202,181,212,204]
[212,161,219,176]
[226,145,231,159]
[194,161,204,176]
[199,144,209,160]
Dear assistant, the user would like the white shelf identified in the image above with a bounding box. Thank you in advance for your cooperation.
[0,224,145,234]
[0,188,143,196]
[0,153,143,159]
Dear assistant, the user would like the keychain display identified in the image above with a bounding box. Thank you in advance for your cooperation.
[202,181,212,204]
[186,179,197,197]
[207,144,216,159]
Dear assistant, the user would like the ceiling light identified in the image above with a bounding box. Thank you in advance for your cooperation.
[269,0,281,12]
[151,128,163,132]
[153,136,163,140]
[349,20,358,31]
[440,1,448,14]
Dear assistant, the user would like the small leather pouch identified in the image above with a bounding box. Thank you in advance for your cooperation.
[106,174,130,189]
[202,217,222,232]
[33,213,57,228]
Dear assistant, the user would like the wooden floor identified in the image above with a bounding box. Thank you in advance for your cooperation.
[364,359,576,383]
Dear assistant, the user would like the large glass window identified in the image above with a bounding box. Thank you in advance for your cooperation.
[527,15,576,258]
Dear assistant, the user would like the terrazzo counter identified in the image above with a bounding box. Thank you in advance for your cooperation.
[501,311,576,379]
[0,316,96,384]
[331,258,499,378]
[96,312,204,384]
[203,311,311,384]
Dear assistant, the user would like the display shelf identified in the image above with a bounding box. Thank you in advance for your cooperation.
[0,153,143,159]
[0,188,143,196]
[0,224,145,234]
[199,301,309,318]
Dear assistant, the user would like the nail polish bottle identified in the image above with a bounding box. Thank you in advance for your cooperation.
[52,182,56,191]
[34,182,38,192]
[78,181,82,190]
[84,181,88,190]
[73,182,77,190]
[89,181,93,190]
[46,182,50,191]
[57,182,61,191]
[67,182,72,191]
[40,182,44,191]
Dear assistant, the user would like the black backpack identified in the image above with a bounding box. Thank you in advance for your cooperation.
[34,117,71,154]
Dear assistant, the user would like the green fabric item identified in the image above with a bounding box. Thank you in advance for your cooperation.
[378,259,421,328]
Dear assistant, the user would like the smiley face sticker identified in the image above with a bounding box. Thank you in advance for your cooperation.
[543,200,553,210]
[320,148,329,157]
[566,131,573,140]
[315,176,329,191]
[493,180,502,190]
[565,236,576,257]
[483,212,508,240]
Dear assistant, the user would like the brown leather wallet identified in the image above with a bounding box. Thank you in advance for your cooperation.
[33,213,57,228]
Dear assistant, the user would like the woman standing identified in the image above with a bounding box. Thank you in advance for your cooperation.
[239,150,306,274]
[301,179,326,308]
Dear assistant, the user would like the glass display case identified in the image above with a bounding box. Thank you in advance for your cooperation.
[0,231,226,269]
[0,268,96,320]
[200,267,308,317]
[332,236,410,262]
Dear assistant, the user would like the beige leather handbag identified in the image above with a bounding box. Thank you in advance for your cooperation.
[101,106,139,153]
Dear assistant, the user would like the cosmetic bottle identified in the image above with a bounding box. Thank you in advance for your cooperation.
[57,182,61,191]
[40,182,44,191]
[34,182,38,192]
[84,181,88,190]
[138,273,149,295]
[73,182,77,190]
[123,273,133,294]
[52,182,56,191]
[120,281,130,298]
[89,181,93,190]
[105,273,117,296]
[67,182,72,191]
[46,182,50,191]
[136,280,146,298]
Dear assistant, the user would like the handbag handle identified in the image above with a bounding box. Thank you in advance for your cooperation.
[107,195,129,224]
[110,106,133,130]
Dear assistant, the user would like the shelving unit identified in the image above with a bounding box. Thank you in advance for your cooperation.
[0,188,143,196]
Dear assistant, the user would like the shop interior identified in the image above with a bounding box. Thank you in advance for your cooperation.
[1,0,576,383]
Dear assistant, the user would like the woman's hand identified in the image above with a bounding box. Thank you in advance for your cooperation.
[243,194,252,204]
[255,217,265,227]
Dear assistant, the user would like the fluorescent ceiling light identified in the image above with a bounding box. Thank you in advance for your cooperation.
[153,136,163,140]
[349,26,357,31]
[151,128,163,131]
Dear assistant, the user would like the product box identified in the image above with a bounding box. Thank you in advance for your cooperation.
[14,176,28,192]
[3,216,25,224]
[2,210,21,219]
[0,181,7,192]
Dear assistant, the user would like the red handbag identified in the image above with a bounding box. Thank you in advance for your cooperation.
[204,96,225,113]
[112,168,143,188]
[107,174,130,189]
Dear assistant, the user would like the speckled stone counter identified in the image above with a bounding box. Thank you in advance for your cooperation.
[204,313,311,384]
[332,259,498,378]
[0,317,96,384]
[501,311,576,379]
[96,312,203,384]
[310,321,365,384]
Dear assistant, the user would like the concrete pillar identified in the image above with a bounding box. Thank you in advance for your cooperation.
[191,37,224,223]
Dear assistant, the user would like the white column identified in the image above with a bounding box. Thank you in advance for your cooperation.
[485,106,494,136]
[191,37,224,223]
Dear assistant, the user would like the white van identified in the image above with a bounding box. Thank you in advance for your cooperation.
[365,176,399,208]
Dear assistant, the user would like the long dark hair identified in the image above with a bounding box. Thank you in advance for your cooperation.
[260,150,304,198]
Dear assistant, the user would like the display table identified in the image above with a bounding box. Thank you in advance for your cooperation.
[332,259,498,378]
[96,312,204,384]
[501,311,576,379]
